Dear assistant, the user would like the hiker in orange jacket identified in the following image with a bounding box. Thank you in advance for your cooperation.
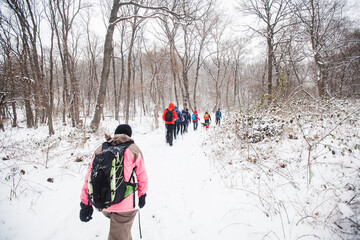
[204,111,211,130]
[162,103,178,146]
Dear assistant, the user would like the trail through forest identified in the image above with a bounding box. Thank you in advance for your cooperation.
[1,108,359,239]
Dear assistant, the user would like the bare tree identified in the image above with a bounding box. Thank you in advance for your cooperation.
[136,30,147,117]
[81,7,101,118]
[124,5,147,124]
[292,0,347,97]
[51,0,83,127]
[193,2,215,110]
[240,0,291,99]
[169,0,212,110]
[5,0,54,134]
[228,37,246,109]
[44,0,57,135]
[161,14,181,107]
[328,28,360,97]
[90,0,188,131]
[143,45,167,129]
[203,14,232,112]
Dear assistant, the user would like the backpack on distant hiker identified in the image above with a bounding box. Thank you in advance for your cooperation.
[192,114,196,120]
[88,141,137,210]
[204,113,209,120]
[186,112,191,122]
[165,109,174,122]
[180,112,186,122]
[215,110,221,119]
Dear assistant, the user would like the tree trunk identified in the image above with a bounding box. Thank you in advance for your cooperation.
[91,0,121,130]
[21,56,34,128]
[193,53,201,111]
[48,22,55,135]
[267,35,273,98]
[139,54,146,116]
[171,49,180,107]
[125,19,138,124]
[132,56,137,120]
[113,52,119,121]
[67,53,80,127]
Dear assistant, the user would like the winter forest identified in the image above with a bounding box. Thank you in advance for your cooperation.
[0,0,359,132]
[1,0,360,239]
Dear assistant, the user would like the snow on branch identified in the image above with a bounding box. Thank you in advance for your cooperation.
[110,1,192,26]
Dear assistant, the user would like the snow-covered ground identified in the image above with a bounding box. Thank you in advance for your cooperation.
[0,99,359,239]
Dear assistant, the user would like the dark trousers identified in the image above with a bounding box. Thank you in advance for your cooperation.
[216,118,221,126]
[166,124,175,146]
[193,121,198,130]
[180,123,185,134]
[205,120,210,130]
[174,122,179,139]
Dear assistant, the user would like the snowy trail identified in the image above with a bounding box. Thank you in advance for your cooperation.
[0,125,266,240]
[136,128,224,240]
[0,124,299,240]
[133,127,259,240]
[3,125,235,240]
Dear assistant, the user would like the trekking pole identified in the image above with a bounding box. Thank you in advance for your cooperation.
[138,209,143,239]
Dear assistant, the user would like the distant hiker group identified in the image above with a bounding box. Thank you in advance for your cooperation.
[162,103,222,146]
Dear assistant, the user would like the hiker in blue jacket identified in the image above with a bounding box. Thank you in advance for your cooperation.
[180,109,188,135]
[175,106,182,137]
[192,110,200,131]
[215,108,222,126]
[174,106,181,139]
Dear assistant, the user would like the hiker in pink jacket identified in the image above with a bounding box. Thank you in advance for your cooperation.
[80,124,148,240]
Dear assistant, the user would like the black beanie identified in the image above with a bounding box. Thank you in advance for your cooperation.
[114,124,132,137]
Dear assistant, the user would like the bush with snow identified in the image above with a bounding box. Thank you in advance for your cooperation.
[204,98,360,239]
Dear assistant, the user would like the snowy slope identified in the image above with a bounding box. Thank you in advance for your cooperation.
[0,99,359,240]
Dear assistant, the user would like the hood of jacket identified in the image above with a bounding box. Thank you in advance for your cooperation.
[168,103,175,111]
[107,134,134,146]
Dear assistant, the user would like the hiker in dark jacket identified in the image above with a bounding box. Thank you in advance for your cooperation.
[215,108,222,126]
[185,109,191,132]
[180,109,188,135]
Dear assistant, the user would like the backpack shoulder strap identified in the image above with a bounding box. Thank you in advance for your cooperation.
[101,142,112,151]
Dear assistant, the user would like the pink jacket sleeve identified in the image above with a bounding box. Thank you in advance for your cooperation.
[80,154,95,205]
[133,151,148,197]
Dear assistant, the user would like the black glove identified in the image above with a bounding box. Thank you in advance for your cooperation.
[138,194,147,208]
[80,202,93,222]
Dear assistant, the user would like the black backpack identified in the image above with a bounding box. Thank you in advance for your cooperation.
[181,112,186,122]
[165,109,174,122]
[186,112,191,122]
[88,141,137,210]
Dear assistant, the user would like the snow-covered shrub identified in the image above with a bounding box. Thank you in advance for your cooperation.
[235,116,284,143]
[204,98,360,239]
